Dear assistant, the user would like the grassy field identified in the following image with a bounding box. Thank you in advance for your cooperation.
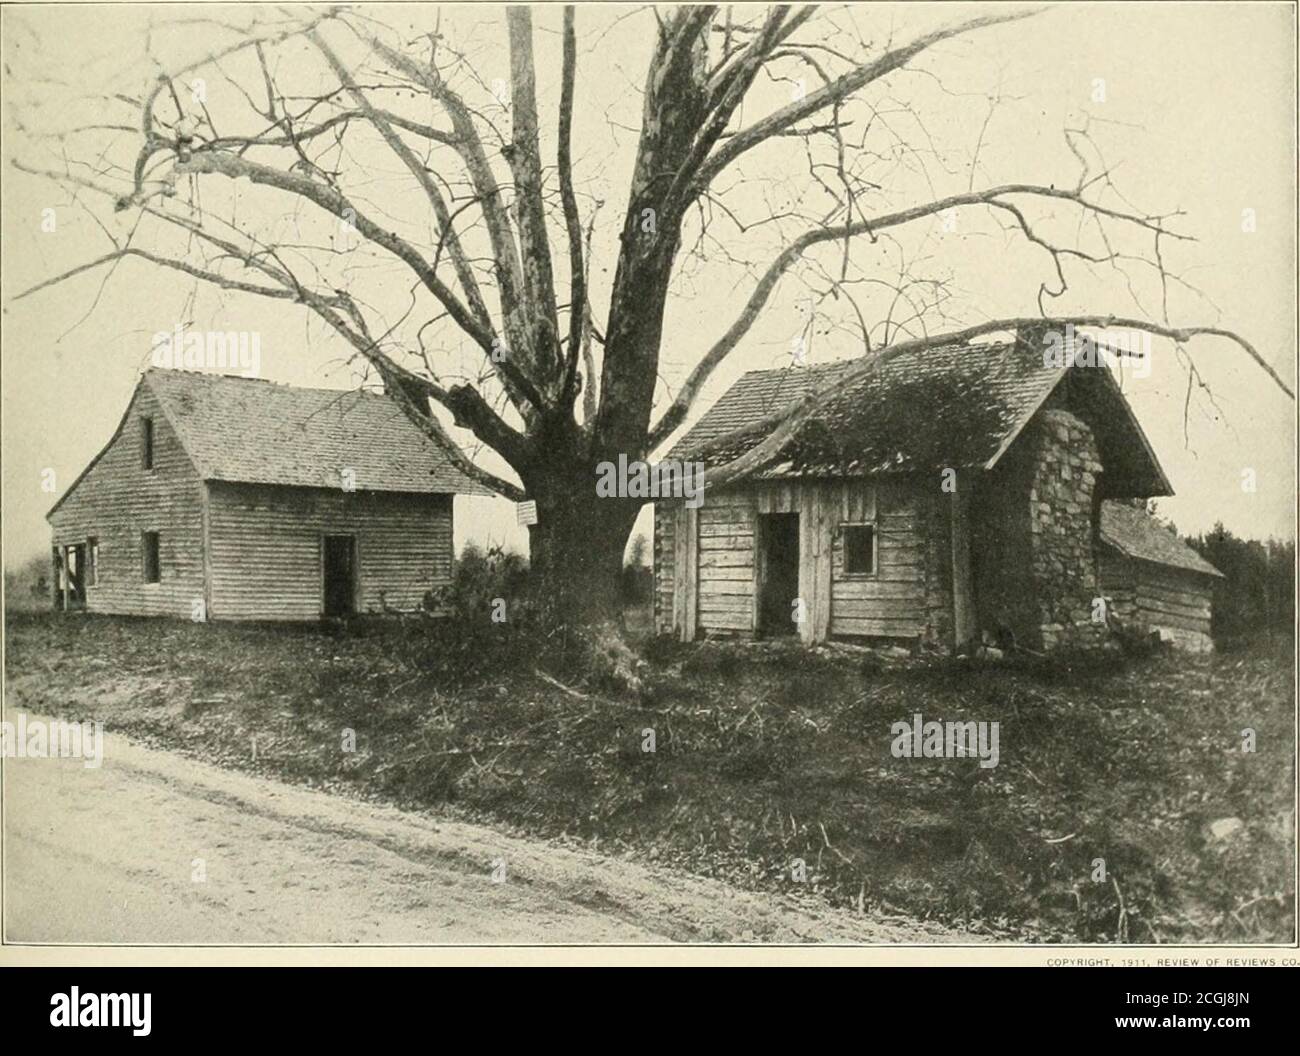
[4,610,1294,943]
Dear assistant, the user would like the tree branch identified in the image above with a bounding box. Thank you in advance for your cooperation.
[648,182,1196,448]
[505,7,562,387]
[700,315,1294,490]
[557,6,586,409]
[169,147,547,412]
[694,7,1045,191]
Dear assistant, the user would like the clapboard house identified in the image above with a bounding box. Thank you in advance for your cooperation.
[47,369,488,621]
[655,331,1220,652]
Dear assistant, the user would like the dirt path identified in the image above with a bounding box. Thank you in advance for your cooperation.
[3,719,974,944]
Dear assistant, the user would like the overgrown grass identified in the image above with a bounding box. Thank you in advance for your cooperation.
[4,610,1293,942]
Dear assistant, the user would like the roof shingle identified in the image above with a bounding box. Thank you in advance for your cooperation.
[669,339,1067,477]
[145,369,491,495]
[1100,501,1223,577]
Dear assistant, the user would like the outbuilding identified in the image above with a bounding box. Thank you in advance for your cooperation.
[654,330,1220,651]
[47,369,488,620]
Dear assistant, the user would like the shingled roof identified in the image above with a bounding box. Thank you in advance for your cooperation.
[668,337,1169,493]
[1100,502,1223,577]
[48,370,491,517]
[146,369,491,495]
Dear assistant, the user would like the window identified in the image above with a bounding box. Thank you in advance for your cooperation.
[142,531,160,583]
[87,537,99,586]
[842,523,876,575]
[141,417,154,470]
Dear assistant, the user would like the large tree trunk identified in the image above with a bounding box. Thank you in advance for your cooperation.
[525,464,640,632]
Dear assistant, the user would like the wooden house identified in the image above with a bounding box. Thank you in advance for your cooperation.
[46,369,488,620]
[654,332,1220,652]
[1098,501,1221,652]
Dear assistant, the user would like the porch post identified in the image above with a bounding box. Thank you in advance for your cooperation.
[950,474,976,650]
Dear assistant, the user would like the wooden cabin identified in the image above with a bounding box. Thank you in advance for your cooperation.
[47,369,488,620]
[1098,501,1221,651]
[654,332,1220,652]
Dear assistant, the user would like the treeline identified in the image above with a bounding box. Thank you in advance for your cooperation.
[1184,524,1295,644]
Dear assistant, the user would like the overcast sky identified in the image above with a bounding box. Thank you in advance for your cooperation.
[2,2,1295,570]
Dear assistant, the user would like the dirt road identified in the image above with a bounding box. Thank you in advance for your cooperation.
[4,719,972,944]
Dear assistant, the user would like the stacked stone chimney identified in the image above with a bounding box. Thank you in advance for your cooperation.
[971,406,1107,650]
[1026,409,1105,648]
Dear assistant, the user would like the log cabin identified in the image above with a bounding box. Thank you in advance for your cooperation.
[654,329,1220,652]
[1098,501,1222,652]
[47,369,489,620]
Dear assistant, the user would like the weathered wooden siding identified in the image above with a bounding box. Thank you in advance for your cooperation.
[48,384,206,618]
[672,505,699,641]
[207,482,453,620]
[1099,551,1214,651]
[655,479,934,643]
[828,481,928,640]
[697,491,754,635]
[1098,552,1138,622]
[653,502,676,635]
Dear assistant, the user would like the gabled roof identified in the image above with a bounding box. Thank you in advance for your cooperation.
[668,336,1172,494]
[1100,502,1223,578]
[49,369,490,518]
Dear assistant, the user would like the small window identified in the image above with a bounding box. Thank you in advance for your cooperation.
[142,531,160,583]
[842,523,876,575]
[87,537,99,586]
[141,417,154,470]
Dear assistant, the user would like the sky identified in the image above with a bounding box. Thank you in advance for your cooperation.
[2,2,1295,571]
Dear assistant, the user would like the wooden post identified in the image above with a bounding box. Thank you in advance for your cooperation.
[60,545,70,613]
[200,482,213,621]
[799,484,833,644]
[673,504,699,642]
[950,474,976,650]
[682,505,698,641]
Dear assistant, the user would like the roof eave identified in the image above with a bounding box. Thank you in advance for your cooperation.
[982,364,1071,472]
[1099,530,1224,579]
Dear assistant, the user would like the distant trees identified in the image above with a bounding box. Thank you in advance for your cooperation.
[4,554,50,612]
[1185,524,1295,645]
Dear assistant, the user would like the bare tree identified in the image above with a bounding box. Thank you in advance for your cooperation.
[12,4,1292,630]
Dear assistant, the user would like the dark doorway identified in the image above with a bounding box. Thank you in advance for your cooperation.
[323,535,357,617]
[757,513,800,636]
[56,544,87,611]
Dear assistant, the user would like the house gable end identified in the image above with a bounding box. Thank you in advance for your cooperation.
[46,376,204,522]
[992,363,1174,499]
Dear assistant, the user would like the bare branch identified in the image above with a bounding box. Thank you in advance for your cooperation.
[701,315,1294,489]
[505,7,562,385]
[695,7,1046,190]
[557,6,587,408]
[649,182,1196,448]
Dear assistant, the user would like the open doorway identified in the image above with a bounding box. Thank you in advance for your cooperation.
[322,535,357,617]
[757,512,800,636]
[54,543,87,611]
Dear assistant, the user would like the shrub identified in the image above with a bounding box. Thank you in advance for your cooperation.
[428,542,532,623]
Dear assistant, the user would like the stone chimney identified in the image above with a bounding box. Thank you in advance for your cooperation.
[972,404,1108,651]
[1025,408,1106,648]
